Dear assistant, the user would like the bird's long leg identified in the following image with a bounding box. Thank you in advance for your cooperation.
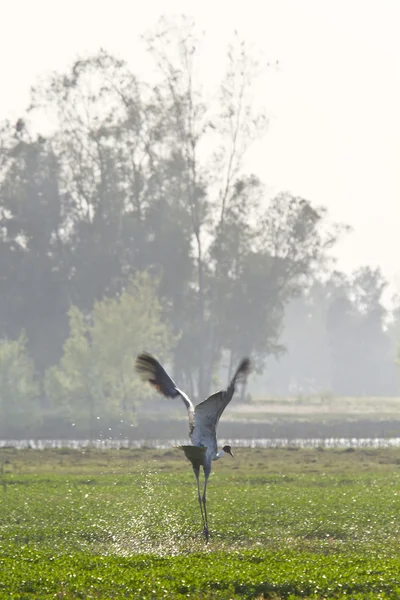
[193,467,206,532]
[202,473,209,543]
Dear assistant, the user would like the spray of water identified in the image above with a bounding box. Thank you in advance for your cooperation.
[91,468,208,557]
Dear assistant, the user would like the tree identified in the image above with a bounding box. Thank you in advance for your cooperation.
[0,125,71,369]
[27,47,197,358]
[2,16,344,399]
[142,19,342,396]
[265,278,332,395]
[44,272,176,431]
[0,334,40,434]
[208,190,343,390]
[388,295,400,375]
[139,19,269,397]
[350,267,397,395]
[264,266,398,397]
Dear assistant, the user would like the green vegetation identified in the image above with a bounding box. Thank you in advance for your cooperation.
[0,17,348,414]
[1,18,399,441]
[1,447,400,598]
[44,272,174,428]
[0,334,40,431]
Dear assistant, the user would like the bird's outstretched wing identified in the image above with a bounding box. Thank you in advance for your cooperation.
[192,358,251,446]
[135,353,195,428]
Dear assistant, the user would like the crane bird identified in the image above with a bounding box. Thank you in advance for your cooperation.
[135,353,251,542]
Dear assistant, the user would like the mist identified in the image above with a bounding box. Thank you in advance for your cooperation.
[0,15,399,442]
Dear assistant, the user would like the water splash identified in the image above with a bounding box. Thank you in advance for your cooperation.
[87,468,204,557]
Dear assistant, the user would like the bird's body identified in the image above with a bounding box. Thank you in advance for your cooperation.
[135,353,251,541]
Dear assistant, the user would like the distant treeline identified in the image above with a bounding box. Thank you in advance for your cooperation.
[0,17,399,438]
[264,269,399,397]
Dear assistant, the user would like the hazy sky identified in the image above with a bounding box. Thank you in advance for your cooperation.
[1,0,399,298]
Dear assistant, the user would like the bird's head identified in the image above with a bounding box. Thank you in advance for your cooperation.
[222,445,234,458]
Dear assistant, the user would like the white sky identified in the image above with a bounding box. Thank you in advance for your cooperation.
[1,0,399,299]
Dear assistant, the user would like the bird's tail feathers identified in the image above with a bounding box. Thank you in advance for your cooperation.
[175,445,207,457]
[175,445,207,469]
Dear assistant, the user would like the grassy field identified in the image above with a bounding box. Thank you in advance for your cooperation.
[1,447,400,598]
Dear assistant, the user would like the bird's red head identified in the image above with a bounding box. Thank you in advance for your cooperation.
[222,445,234,457]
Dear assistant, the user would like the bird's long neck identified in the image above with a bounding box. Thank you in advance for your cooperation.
[214,448,226,461]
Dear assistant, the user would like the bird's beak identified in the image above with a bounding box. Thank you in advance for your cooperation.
[228,449,234,458]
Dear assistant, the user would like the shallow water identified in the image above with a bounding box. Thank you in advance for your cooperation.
[2,437,400,450]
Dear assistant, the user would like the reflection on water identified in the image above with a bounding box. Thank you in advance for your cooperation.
[2,437,400,450]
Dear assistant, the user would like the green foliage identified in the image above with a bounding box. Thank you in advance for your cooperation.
[266,266,398,397]
[0,19,346,401]
[44,273,175,424]
[0,334,40,430]
[3,18,393,401]
[1,448,400,598]
[0,133,70,370]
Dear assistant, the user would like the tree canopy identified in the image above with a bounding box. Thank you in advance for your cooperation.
[44,273,175,429]
[0,17,398,439]
[0,17,344,401]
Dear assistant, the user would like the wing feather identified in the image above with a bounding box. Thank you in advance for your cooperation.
[135,353,195,431]
[192,358,251,447]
